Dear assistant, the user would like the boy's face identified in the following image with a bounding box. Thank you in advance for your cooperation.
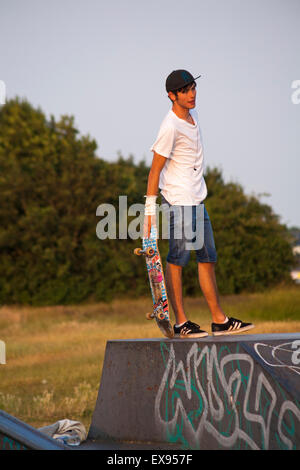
[168,82,197,109]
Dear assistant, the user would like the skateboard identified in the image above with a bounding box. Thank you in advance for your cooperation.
[134,224,174,338]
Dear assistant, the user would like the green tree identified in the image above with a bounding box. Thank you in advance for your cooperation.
[0,98,105,303]
[203,168,294,293]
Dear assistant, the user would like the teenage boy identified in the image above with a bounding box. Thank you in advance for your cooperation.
[144,69,254,338]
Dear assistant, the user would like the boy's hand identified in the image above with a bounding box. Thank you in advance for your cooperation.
[143,214,155,239]
[144,195,157,238]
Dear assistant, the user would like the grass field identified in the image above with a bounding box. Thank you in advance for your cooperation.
[0,286,300,434]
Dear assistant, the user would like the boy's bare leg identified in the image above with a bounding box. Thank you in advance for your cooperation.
[197,262,227,323]
[166,261,227,326]
[165,262,188,325]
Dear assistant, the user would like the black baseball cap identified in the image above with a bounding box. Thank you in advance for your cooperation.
[165,69,201,93]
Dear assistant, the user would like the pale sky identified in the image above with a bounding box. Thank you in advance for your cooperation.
[1,0,299,226]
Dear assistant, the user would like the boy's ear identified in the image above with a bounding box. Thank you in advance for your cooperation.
[168,91,176,102]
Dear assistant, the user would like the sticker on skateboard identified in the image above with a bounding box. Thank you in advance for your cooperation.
[134,225,174,338]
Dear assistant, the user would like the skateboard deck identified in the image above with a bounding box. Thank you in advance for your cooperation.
[134,225,174,338]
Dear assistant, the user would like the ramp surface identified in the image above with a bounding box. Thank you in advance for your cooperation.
[88,333,300,450]
[0,410,66,450]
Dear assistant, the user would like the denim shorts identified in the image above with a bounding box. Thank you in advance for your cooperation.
[160,194,217,267]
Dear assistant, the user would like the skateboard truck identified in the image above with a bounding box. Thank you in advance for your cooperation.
[134,247,155,258]
[146,304,166,321]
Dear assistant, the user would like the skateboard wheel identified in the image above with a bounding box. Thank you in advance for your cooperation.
[157,312,166,321]
[146,312,154,320]
[134,248,142,256]
[145,247,155,257]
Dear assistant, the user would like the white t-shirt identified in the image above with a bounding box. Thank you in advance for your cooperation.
[150,108,207,206]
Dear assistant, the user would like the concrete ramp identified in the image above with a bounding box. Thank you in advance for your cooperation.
[88,333,300,450]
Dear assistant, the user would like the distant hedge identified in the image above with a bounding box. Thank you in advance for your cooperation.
[0,98,294,305]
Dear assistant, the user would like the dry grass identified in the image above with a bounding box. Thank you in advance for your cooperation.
[0,288,299,433]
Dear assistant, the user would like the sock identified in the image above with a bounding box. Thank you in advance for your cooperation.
[221,316,229,324]
[176,321,186,328]
[214,316,229,324]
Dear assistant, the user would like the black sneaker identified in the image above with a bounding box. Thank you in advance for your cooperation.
[211,317,254,336]
[174,320,209,338]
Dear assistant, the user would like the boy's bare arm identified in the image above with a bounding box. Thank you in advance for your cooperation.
[144,152,167,237]
[146,152,167,196]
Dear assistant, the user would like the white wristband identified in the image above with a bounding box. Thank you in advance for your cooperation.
[144,195,157,216]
